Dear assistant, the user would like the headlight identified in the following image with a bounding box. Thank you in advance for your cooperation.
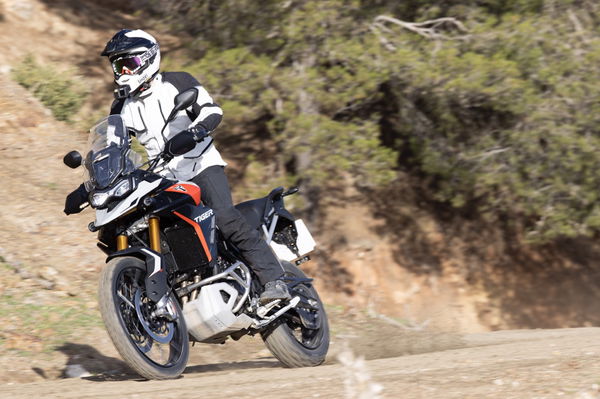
[90,178,135,208]
[90,191,110,208]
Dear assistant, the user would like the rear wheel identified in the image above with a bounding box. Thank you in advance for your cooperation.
[98,256,189,380]
[261,261,329,367]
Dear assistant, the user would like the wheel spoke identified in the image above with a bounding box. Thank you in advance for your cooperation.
[170,340,182,356]
[117,290,135,309]
[112,265,187,368]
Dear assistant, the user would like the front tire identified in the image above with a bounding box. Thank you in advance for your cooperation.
[261,261,329,367]
[98,256,189,380]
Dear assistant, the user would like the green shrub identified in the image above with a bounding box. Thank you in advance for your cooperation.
[165,0,600,241]
[12,55,87,122]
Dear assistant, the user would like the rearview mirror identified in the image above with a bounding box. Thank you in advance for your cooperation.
[63,150,82,169]
[166,88,198,123]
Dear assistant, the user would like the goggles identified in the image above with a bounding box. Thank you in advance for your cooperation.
[112,55,143,76]
[110,44,159,77]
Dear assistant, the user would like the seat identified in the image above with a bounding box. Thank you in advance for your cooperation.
[234,187,284,230]
[235,197,267,230]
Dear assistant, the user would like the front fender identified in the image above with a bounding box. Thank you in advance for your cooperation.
[107,247,168,303]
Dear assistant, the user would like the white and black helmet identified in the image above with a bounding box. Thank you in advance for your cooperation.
[101,29,161,98]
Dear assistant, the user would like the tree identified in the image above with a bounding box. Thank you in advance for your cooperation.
[162,0,600,240]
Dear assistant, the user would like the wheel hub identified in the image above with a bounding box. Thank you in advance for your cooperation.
[134,290,175,344]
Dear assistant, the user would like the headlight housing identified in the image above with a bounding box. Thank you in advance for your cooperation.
[89,177,136,208]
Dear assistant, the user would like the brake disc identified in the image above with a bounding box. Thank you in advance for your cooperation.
[134,290,175,344]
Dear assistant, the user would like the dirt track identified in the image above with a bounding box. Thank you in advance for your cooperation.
[2,328,600,399]
[2,2,600,398]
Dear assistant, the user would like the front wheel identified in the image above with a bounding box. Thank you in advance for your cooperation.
[261,261,329,367]
[98,256,189,380]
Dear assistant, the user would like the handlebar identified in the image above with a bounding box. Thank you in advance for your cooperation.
[147,131,213,172]
[282,187,299,197]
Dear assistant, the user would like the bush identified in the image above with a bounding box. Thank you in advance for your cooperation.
[380,6,600,241]
[12,55,87,122]
[165,0,600,240]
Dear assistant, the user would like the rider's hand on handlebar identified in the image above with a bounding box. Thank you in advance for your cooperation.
[186,125,209,142]
[64,183,89,215]
[163,126,209,161]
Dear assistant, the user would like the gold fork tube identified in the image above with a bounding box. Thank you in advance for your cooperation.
[189,275,201,301]
[149,216,161,253]
[116,234,128,251]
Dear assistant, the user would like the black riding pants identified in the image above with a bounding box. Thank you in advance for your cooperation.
[191,166,284,286]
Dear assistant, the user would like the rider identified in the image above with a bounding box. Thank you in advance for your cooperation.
[65,29,290,304]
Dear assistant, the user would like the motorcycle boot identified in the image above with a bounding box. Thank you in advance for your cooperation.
[259,280,292,304]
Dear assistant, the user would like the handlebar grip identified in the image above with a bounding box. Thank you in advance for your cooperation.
[282,187,299,197]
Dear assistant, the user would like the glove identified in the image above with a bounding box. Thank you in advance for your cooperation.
[163,126,209,160]
[64,184,89,215]
[187,125,209,142]
[163,130,196,160]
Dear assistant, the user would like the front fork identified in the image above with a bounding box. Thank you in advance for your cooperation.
[148,216,161,252]
[116,234,128,251]
[116,216,161,252]
[113,216,169,305]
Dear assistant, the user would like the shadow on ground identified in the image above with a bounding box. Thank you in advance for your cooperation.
[55,342,138,382]
[53,342,282,382]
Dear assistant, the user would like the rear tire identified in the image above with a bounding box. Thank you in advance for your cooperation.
[261,261,329,367]
[98,256,189,380]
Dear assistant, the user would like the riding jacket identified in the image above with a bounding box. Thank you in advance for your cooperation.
[110,72,226,181]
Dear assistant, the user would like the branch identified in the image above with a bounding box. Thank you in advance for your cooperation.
[368,23,397,51]
[469,147,511,161]
[420,17,467,32]
[567,9,590,45]
[370,15,470,47]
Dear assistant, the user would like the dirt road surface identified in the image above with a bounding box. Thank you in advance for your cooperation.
[1,3,600,399]
[2,328,600,399]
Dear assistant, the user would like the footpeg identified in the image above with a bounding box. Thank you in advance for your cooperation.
[257,299,281,318]
[252,296,300,329]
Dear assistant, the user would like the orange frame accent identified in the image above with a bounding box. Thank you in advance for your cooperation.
[166,183,201,206]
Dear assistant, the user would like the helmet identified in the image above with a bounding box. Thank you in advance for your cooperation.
[101,29,161,98]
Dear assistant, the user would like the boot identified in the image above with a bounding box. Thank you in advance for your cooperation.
[259,280,291,304]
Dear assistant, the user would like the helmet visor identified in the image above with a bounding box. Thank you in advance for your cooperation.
[112,55,143,77]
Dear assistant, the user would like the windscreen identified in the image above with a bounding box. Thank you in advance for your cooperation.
[83,115,141,190]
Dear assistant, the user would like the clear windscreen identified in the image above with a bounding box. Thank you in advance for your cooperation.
[88,115,127,152]
[83,115,142,191]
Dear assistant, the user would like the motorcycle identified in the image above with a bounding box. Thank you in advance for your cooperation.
[63,88,329,380]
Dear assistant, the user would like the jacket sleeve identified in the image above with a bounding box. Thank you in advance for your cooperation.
[189,86,223,132]
[162,71,223,132]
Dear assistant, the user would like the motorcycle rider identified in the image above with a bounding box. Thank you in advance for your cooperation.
[65,29,290,304]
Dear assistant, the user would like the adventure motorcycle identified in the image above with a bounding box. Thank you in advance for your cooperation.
[63,89,329,380]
